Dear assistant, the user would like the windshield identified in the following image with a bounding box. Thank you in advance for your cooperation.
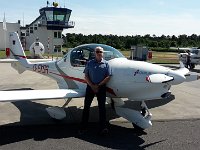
[100,45,125,60]
[191,50,199,55]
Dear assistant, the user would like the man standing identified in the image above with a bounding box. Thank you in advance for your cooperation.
[80,46,112,135]
[186,50,191,68]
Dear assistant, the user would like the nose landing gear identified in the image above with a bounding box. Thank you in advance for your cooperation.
[132,101,152,131]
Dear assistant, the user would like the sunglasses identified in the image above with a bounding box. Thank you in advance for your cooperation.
[96,51,103,54]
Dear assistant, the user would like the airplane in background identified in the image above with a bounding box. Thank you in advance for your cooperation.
[0,32,199,130]
[178,48,200,69]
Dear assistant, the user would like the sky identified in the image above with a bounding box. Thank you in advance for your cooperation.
[1,0,200,36]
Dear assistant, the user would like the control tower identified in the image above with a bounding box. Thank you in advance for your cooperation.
[21,2,75,54]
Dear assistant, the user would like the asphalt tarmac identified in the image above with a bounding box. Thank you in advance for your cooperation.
[0,63,200,149]
[1,120,200,150]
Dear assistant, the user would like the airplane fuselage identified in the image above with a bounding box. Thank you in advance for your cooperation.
[36,55,172,101]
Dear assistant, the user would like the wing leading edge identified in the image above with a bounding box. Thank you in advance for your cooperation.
[0,58,53,63]
[0,89,85,102]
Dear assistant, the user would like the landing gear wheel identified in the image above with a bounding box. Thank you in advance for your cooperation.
[132,123,145,131]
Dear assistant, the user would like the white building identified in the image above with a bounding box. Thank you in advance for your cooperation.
[0,3,74,53]
[0,22,20,50]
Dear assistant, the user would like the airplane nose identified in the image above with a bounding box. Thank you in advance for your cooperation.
[168,70,186,85]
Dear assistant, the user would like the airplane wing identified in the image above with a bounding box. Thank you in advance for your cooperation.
[0,89,85,102]
[0,58,53,63]
[173,68,189,76]
[172,61,190,76]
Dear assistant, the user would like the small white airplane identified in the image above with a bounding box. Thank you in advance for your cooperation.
[178,48,200,69]
[0,32,199,130]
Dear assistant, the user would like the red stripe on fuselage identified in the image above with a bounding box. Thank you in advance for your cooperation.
[49,72,87,83]
[49,71,117,96]
[106,87,117,96]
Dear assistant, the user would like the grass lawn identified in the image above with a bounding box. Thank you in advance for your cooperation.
[148,51,179,64]
[120,50,179,64]
[0,50,32,58]
[0,50,179,64]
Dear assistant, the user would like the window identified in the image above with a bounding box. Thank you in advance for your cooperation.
[54,45,61,52]
[30,27,33,33]
[191,50,199,55]
[58,32,61,38]
[54,32,57,38]
[54,31,62,38]
[54,11,65,21]
[21,32,25,36]
[70,45,124,67]
[26,29,29,36]
[45,11,53,21]
[34,24,37,30]
[65,13,70,22]
[70,47,92,67]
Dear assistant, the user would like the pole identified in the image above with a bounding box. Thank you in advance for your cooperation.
[3,13,7,54]
[4,30,6,52]
[56,46,58,60]
[47,37,50,58]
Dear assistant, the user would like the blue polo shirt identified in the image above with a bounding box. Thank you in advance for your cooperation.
[84,58,111,84]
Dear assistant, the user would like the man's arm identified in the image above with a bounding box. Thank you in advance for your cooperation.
[85,74,94,87]
[98,76,111,87]
[98,62,112,87]
[85,74,99,93]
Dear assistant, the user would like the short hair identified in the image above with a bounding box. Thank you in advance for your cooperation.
[95,46,104,52]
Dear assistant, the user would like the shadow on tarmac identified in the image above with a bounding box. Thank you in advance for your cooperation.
[0,122,167,149]
[0,93,173,149]
[6,94,175,125]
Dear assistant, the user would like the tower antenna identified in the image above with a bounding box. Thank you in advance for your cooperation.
[23,12,24,27]
[47,1,50,7]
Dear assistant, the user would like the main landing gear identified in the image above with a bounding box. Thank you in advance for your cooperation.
[46,98,72,120]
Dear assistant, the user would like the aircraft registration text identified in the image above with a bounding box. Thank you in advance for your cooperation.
[33,64,49,74]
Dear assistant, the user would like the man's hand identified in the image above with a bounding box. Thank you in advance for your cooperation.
[91,84,99,93]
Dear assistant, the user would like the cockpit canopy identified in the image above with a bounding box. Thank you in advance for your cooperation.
[191,49,199,55]
[68,44,125,67]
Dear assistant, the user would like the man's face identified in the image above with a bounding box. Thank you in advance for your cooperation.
[95,47,104,60]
